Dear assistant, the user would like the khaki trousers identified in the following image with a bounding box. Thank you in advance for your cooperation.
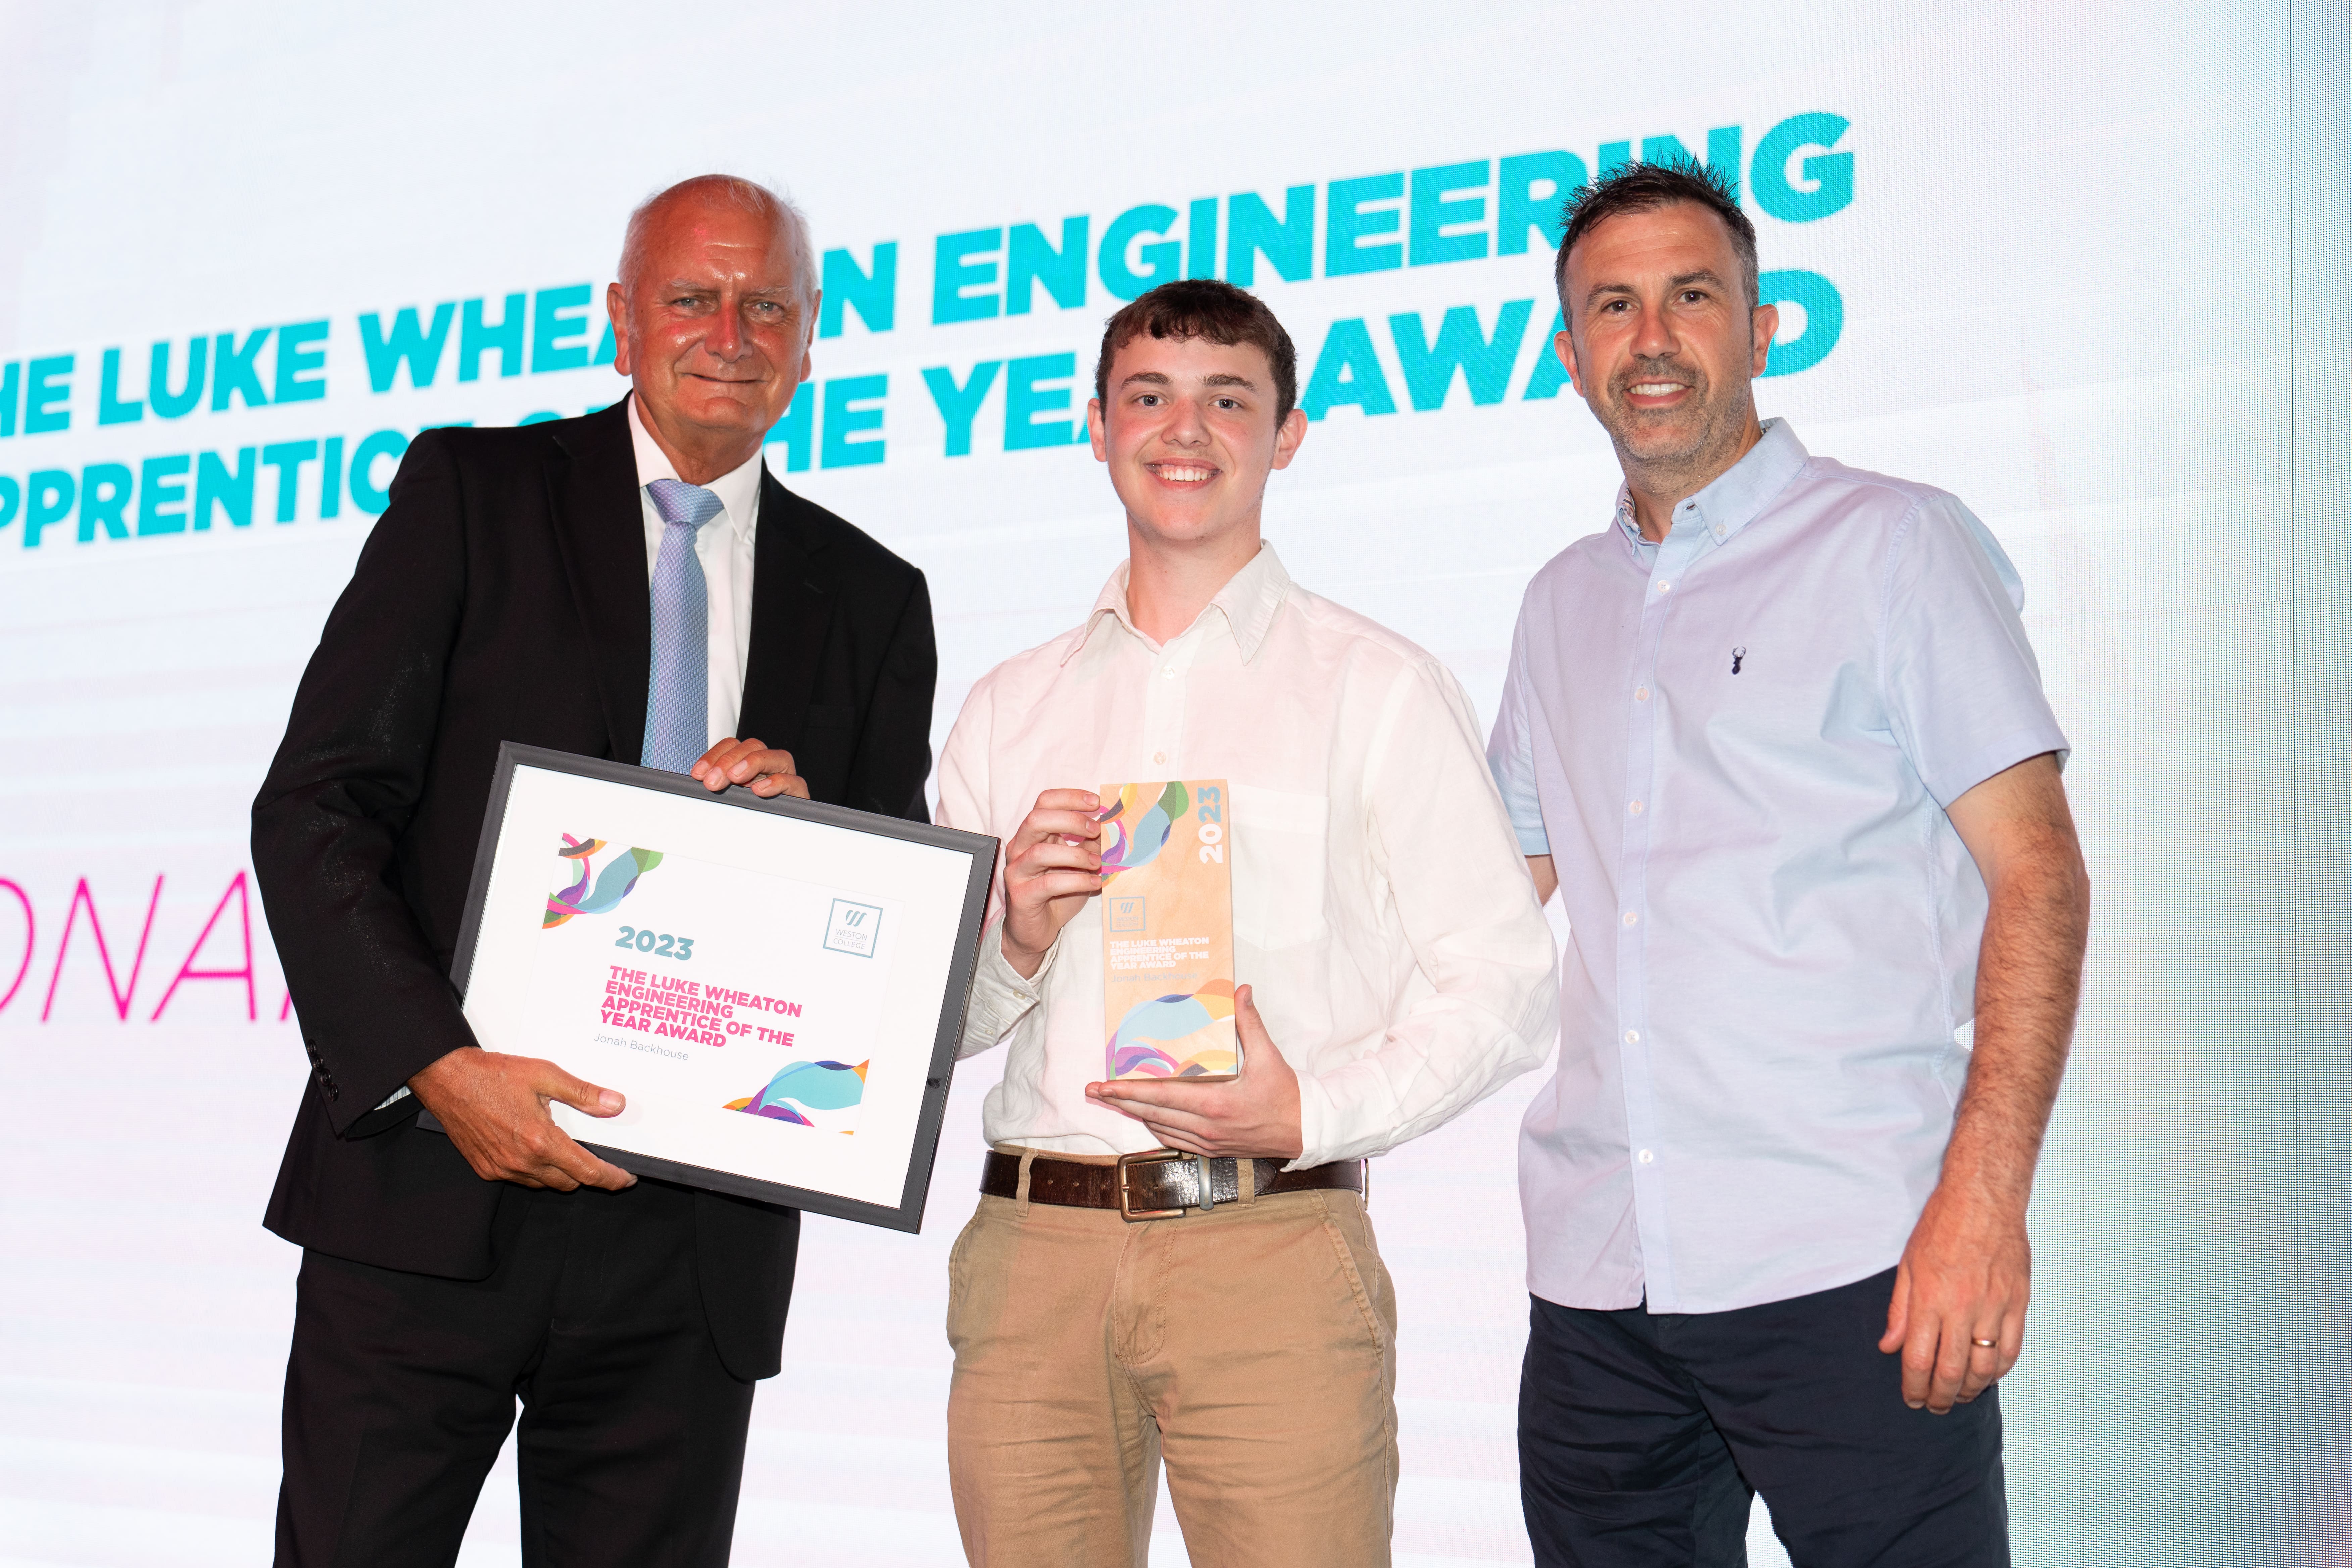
[945,1153,1399,1568]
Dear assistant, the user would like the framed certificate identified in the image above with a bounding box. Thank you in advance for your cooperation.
[445,743,997,1232]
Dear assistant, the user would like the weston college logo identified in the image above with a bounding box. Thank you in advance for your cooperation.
[824,898,883,957]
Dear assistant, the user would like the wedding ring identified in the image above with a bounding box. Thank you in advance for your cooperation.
[1970,1337,1998,1349]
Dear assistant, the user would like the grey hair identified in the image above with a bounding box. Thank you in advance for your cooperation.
[615,174,816,307]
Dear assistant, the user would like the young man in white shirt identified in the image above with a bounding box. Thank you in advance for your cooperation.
[934,279,1558,1568]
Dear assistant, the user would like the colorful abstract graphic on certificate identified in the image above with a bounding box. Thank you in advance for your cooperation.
[545,834,663,928]
[1098,781,1190,882]
[1106,978,1237,1078]
[725,1059,869,1131]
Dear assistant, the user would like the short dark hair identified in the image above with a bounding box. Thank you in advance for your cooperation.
[1553,155,1760,315]
[1094,278,1299,427]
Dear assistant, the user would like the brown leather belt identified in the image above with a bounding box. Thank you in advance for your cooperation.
[981,1148,1365,1221]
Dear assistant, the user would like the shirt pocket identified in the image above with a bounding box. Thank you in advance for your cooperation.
[1229,784,1330,951]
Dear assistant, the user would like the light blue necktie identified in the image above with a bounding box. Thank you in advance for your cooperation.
[641,477,724,773]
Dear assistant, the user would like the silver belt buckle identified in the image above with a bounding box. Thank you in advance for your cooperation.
[1115,1148,1189,1221]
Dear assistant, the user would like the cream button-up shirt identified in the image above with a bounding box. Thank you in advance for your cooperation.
[936,544,1558,1169]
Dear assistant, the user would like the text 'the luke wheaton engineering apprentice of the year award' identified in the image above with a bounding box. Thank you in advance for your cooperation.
[1097,779,1238,1082]
[447,745,995,1231]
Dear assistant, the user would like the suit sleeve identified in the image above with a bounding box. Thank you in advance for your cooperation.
[250,431,479,1137]
[845,567,939,822]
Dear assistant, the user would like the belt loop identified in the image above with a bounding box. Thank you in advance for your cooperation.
[1014,1148,1038,1219]
[1239,1157,1259,1206]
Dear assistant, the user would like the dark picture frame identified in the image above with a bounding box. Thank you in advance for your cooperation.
[442,742,997,1233]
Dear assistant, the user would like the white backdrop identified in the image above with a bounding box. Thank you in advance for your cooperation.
[1,3,2346,1564]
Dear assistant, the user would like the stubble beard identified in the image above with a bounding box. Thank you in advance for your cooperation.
[1597,356,1756,503]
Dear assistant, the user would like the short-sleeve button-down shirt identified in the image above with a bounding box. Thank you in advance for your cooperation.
[939,544,1559,1169]
[1488,419,2069,1314]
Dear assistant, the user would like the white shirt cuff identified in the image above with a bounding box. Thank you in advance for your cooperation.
[958,919,1058,1058]
[1288,1068,1339,1171]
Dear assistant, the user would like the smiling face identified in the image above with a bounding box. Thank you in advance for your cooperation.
[608,190,815,476]
[1558,200,1778,513]
[1086,332,1307,556]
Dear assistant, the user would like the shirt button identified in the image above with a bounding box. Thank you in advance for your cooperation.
[1637,1149,1655,1164]
[1162,666,1177,678]
[1624,1029,1639,1044]
[1635,686,1651,701]
[1655,580,1672,593]
[1628,799,1644,815]
[1152,751,1167,765]
[1622,911,1639,926]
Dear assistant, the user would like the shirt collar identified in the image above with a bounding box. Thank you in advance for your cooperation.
[627,392,762,545]
[1063,542,1293,666]
[1613,416,1809,555]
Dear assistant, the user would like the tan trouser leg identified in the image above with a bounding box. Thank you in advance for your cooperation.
[945,1175,1398,1568]
[946,1191,1161,1567]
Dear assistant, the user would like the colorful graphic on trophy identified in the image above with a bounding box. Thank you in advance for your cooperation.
[1106,978,1238,1078]
[1098,781,1191,881]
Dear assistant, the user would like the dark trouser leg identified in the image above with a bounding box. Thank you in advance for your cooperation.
[512,1179,755,1568]
[1675,1269,2009,1568]
[1519,1294,1754,1568]
[275,1180,756,1568]
[274,1202,557,1568]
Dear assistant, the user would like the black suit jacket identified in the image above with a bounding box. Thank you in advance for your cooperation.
[252,399,936,1379]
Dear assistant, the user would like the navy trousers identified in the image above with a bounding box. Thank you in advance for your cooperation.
[1519,1267,2009,1568]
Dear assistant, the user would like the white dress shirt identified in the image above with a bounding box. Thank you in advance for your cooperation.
[1488,419,2070,1314]
[627,394,761,747]
[936,544,1559,1169]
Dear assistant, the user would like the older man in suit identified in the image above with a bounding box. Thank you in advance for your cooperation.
[253,174,937,1568]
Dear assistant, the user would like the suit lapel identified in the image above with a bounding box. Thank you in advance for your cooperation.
[547,401,652,761]
[738,472,837,749]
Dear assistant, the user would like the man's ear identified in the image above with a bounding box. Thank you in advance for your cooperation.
[1556,326,1585,401]
[1749,302,1780,379]
[1087,398,1108,461]
[606,282,634,378]
[1271,406,1308,471]
[800,287,823,385]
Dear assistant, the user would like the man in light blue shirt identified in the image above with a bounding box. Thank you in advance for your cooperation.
[1490,159,2090,1567]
